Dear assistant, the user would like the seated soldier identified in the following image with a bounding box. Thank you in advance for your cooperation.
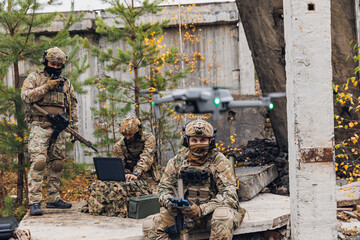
[82,116,158,217]
[142,119,245,239]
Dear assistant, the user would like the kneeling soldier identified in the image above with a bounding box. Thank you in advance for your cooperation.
[82,116,158,217]
[142,119,245,239]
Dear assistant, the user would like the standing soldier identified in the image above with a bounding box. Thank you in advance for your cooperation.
[82,116,159,217]
[21,47,78,216]
[142,119,245,239]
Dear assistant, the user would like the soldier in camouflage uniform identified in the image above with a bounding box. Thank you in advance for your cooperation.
[82,116,158,217]
[142,119,245,240]
[21,47,78,216]
[113,116,157,182]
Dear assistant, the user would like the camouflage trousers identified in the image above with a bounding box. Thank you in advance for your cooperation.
[81,179,151,217]
[142,206,245,240]
[28,121,66,204]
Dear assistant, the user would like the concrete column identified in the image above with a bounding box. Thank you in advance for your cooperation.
[283,1,337,239]
[238,19,255,95]
[356,0,360,45]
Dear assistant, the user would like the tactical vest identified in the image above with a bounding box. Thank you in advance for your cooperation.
[25,72,71,122]
[176,152,218,206]
[120,137,145,171]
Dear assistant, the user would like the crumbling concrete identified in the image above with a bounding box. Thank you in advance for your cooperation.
[236,164,278,201]
[19,193,290,240]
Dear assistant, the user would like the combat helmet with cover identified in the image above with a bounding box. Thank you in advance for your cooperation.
[182,119,216,148]
[120,116,142,137]
[42,47,66,67]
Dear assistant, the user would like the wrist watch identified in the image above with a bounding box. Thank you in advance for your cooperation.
[133,171,139,177]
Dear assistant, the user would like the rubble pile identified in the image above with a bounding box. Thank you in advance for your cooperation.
[223,138,289,196]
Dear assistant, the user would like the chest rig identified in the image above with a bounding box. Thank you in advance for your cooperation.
[177,152,218,206]
[27,72,71,120]
[120,138,145,171]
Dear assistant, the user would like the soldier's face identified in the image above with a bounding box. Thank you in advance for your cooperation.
[188,136,210,146]
[48,61,63,69]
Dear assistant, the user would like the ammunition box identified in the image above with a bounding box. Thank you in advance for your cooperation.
[128,194,160,219]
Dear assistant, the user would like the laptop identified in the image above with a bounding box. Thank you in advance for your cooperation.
[93,157,126,181]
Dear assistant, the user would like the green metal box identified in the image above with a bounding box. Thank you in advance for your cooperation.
[128,194,160,219]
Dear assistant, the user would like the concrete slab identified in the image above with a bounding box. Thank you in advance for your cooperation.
[236,164,278,201]
[337,181,360,207]
[19,202,144,240]
[19,193,289,240]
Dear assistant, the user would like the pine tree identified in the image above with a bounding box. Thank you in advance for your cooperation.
[82,0,187,157]
[0,0,87,205]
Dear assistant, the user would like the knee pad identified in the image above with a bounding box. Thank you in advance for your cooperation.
[33,154,46,171]
[142,215,154,232]
[49,160,63,173]
[212,207,232,221]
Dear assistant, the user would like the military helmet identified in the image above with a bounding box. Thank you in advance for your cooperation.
[184,119,214,138]
[120,116,142,136]
[42,47,66,66]
[182,119,216,148]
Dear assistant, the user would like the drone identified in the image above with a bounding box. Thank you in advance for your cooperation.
[151,87,286,120]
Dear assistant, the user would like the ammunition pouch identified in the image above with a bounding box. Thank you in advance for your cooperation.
[187,186,211,203]
[37,91,66,108]
[180,169,209,185]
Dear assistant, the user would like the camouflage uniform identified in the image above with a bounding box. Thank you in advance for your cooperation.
[112,131,156,180]
[143,120,245,239]
[21,47,78,205]
[82,117,158,217]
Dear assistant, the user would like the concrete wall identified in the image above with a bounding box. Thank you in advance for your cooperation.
[357,0,360,45]
[5,2,265,163]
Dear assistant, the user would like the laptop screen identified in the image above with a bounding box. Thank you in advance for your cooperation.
[93,157,126,181]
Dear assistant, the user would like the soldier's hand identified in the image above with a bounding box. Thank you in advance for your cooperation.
[45,77,60,91]
[165,200,178,215]
[125,174,138,180]
[181,200,201,219]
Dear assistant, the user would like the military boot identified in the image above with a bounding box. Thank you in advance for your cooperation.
[46,199,72,209]
[30,203,43,216]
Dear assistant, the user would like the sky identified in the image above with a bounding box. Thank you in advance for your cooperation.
[39,0,234,12]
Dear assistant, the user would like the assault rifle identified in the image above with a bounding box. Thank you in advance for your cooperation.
[33,104,98,152]
[165,179,191,239]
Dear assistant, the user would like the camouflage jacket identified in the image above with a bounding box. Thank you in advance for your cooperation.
[158,147,240,216]
[21,70,78,128]
[112,131,156,177]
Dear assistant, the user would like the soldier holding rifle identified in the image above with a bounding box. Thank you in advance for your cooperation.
[143,119,245,239]
[21,47,80,216]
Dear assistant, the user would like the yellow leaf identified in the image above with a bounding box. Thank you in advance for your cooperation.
[349,122,354,128]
